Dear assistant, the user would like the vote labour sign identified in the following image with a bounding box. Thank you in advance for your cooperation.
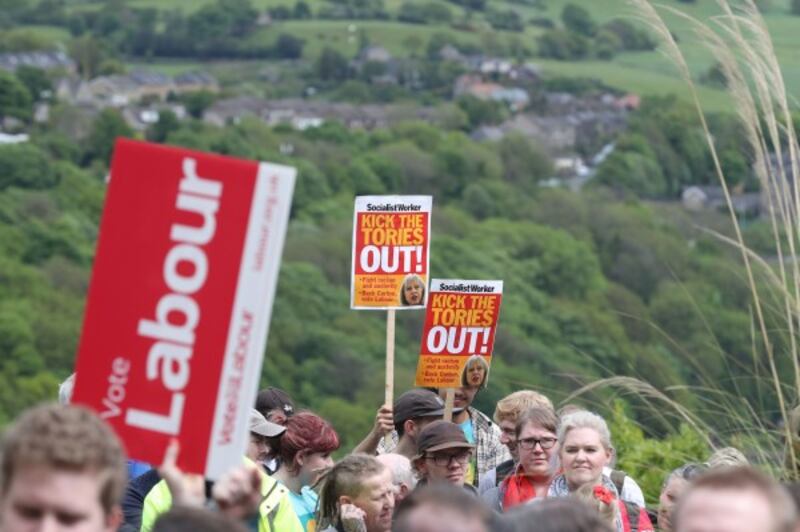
[71,139,295,479]
[351,196,432,309]
[415,280,503,388]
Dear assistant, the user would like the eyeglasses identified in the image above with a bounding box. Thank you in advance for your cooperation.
[517,436,557,450]
[425,451,471,467]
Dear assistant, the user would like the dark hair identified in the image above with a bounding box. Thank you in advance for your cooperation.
[0,403,127,515]
[255,387,294,423]
[279,411,339,473]
[515,407,559,438]
[153,506,248,532]
[502,497,614,532]
[394,483,491,532]
[676,466,796,532]
[318,454,386,529]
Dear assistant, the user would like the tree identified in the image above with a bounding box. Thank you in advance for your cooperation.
[274,33,304,59]
[497,134,553,188]
[180,90,217,119]
[537,29,589,60]
[0,70,32,122]
[793,0,800,14]
[561,3,596,36]
[69,35,108,79]
[456,95,507,128]
[315,47,350,82]
[0,143,57,190]
[294,1,312,18]
[83,109,133,166]
[15,66,52,102]
[147,110,180,143]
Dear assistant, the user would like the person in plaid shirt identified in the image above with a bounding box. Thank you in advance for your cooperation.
[355,386,509,487]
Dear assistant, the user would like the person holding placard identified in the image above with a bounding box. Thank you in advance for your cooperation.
[356,389,457,460]
[436,386,510,488]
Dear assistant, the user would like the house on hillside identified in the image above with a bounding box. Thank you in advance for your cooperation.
[453,74,529,110]
[56,70,219,108]
[174,71,219,94]
[0,50,75,74]
[359,45,393,63]
[682,185,761,217]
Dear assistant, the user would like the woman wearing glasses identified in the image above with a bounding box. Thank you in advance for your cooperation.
[548,410,654,532]
[482,407,559,510]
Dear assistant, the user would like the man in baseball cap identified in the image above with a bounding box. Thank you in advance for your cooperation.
[412,421,475,490]
[354,389,462,460]
[247,408,285,466]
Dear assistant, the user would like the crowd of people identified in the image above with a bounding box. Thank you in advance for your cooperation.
[1,374,798,532]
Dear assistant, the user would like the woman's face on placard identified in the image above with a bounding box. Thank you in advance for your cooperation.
[404,279,424,305]
[466,360,486,387]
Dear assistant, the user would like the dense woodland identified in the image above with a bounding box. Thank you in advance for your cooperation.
[0,0,796,502]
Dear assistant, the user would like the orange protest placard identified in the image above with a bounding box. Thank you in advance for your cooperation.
[415,279,503,388]
[350,196,432,309]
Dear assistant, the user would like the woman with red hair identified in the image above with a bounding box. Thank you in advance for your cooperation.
[273,411,340,531]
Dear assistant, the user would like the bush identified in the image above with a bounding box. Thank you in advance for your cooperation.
[537,29,589,60]
[562,3,596,36]
[602,19,655,51]
[0,143,57,190]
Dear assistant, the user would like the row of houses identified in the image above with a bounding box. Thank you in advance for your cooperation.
[0,50,75,73]
[56,70,219,108]
[203,96,454,131]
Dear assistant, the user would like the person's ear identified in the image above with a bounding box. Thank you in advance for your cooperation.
[296,450,307,468]
[104,506,123,532]
[339,494,353,506]
[404,419,417,437]
[604,447,613,466]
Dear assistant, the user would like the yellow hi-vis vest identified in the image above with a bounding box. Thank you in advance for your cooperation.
[140,463,303,532]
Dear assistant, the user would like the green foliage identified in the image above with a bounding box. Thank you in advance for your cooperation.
[147,110,180,143]
[456,95,508,128]
[315,47,351,82]
[397,2,453,24]
[793,0,800,15]
[496,134,553,190]
[609,402,708,504]
[14,66,52,102]
[594,96,729,198]
[0,69,32,122]
[179,90,218,119]
[601,19,655,52]
[561,3,596,37]
[0,143,57,190]
[274,33,305,59]
[83,108,134,166]
[537,29,589,60]
[486,8,524,32]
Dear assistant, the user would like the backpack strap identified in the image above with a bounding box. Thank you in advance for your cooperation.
[610,469,626,495]
[622,500,640,532]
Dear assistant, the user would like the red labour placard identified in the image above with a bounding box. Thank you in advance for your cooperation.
[72,138,295,479]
